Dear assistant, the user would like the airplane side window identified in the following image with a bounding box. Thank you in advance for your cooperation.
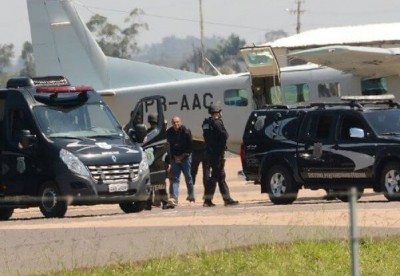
[224,89,249,106]
[318,83,340,98]
[282,84,310,104]
[361,78,387,95]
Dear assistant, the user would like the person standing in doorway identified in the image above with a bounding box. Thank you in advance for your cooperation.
[166,116,195,205]
[202,104,239,207]
[145,114,173,210]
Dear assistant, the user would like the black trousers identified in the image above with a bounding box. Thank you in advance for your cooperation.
[203,151,231,201]
[191,148,210,186]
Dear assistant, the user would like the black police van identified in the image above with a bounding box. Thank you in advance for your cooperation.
[241,95,400,204]
[0,76,152,220]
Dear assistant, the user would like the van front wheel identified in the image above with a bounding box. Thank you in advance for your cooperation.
[39,182,68,218]
[119,201,146,213]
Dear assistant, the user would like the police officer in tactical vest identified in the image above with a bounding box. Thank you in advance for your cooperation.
[202,103,239,207]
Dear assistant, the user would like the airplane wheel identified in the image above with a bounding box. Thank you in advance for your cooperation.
[335,188,364,202]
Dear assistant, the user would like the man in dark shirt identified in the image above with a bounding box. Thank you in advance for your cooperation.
[202,104,239,207]
[166,116,195,205]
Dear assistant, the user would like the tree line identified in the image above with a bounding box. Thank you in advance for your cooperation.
[0,9,287,87]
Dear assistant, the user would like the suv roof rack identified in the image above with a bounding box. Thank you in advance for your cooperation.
[340,94,400,109]
[341,94,395,101]
[262,104,310,110]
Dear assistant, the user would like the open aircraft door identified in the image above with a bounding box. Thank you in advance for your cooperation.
[240,46,281,108]
[125,96,168,185]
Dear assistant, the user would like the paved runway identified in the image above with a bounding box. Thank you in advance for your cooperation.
[1,157,399,275]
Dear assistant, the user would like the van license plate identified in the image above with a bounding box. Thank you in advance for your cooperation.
[109,183,128,192]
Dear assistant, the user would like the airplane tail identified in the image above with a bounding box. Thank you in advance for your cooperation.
[27,0,206,90]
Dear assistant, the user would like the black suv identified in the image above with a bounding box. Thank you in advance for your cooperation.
[241,96,400,204]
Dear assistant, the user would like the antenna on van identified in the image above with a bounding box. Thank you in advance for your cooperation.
[204,57,222,76]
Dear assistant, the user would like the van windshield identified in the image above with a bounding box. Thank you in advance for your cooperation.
[33,103,123,138]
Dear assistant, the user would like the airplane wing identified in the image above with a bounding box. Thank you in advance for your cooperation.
[289,45,400,79]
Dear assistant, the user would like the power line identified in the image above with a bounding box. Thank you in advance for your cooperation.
[78,4,270,32]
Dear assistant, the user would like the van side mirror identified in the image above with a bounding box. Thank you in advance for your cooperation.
[20,129,37,148]
[129,124,147,143]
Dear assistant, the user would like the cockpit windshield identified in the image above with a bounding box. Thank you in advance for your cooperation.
[33,103,123,139]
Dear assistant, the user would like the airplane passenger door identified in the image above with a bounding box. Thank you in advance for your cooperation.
[240,46,281,108]
[125,96,168,185]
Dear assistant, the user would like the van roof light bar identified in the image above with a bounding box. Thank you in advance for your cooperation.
[6,76,71,89]
[32,76,70,87]
[36,86,93,93]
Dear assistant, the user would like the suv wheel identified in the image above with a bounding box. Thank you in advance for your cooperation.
[381,162,400,201]
[265,165,298,204]
[39,182,68,218]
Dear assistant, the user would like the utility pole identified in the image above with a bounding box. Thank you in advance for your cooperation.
[287,0,305,34]
[199,0,206,73]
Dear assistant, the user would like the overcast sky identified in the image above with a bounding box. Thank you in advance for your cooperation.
[1,0,400,56]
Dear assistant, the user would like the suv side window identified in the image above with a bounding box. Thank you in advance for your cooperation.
[308,114,334,141]
[339,114,366,140]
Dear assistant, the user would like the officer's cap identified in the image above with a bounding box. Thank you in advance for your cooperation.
[208,104,222,115]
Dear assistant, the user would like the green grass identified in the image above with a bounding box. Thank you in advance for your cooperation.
[49,236,400,275]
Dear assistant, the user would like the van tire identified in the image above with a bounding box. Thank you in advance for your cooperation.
[265,165,298,205]
[119,201,146,213]
[0,207,14,221]
[381,162,400,201]
[39,182,68,218]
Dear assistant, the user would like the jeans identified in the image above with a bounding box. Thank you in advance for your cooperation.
[171,154,195,202]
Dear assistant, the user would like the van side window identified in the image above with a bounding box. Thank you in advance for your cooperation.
[224,89,249,106]
[8,109,32,149]
[282,83,310,104]
[10,110,27,139]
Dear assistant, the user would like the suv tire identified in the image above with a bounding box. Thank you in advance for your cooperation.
[265,165,298,204]
[381,162,400,201]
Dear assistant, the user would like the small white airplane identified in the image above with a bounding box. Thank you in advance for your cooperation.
[27,0,400,154]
